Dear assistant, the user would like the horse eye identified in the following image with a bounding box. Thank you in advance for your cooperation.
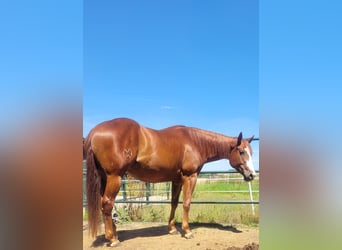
[239,150,245,155]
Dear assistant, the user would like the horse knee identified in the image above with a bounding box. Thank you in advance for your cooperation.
[171,200,178,209]
[183,202,190,212]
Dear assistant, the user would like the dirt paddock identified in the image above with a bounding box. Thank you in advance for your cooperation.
[83,222,259,250]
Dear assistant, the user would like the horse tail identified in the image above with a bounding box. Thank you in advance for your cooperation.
[86,145,102,238]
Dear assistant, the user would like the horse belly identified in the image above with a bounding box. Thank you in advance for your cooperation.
[127,164,180,183]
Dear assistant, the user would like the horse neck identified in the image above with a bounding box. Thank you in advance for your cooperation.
[189,128,236,162]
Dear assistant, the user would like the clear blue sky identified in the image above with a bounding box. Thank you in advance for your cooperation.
[83,1,259,171]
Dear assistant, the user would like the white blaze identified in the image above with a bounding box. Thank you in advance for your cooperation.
[245,147,256,176]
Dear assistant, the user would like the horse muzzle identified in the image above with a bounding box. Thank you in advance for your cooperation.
[243,173,255,182]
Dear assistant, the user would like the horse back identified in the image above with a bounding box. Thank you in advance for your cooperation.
[135,125,198,168]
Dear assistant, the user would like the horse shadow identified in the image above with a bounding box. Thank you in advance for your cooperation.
[190,222,242,233]
[90,222,242,247]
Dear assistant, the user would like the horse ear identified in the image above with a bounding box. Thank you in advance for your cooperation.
[237,132,243,146]
[248,135,254,143]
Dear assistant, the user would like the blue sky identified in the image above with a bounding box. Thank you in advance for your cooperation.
[84,1,259,171]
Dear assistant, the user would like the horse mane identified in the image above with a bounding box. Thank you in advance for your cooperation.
[188,127,235,161]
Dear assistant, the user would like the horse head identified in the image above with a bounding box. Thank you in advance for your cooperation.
[229,132,256,181]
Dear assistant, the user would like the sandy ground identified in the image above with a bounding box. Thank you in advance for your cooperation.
[83,222,259,250]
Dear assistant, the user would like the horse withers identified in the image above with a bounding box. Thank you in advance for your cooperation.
[83,118,255,246]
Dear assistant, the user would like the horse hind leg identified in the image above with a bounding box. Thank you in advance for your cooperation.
[101,174,122,247]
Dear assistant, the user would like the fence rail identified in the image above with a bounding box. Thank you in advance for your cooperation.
[114,200,259,204]
[82,167,259,207]
[116,171,259,205]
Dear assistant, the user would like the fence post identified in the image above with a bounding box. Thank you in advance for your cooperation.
[166,182,170,200]
[122,175,127,201]
[145,182,151,203]
[248,181,255,215]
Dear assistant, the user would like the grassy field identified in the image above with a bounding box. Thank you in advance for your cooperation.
[116,203,259,227]
[83,175,259,227]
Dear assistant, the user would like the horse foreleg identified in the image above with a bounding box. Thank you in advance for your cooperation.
[102,175,121,247]
[168,181,182,234]
[181,173,197,239]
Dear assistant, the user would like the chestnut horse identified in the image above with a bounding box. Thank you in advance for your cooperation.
[84,118,255,246]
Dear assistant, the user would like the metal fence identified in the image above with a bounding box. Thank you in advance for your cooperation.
[82,162,259,207]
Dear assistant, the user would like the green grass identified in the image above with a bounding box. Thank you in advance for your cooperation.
[109,202,259,227]
[193,179,259,202]
[195,180,259,191]
[83,211,88,221]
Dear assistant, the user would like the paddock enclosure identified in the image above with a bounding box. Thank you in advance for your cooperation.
[82,165,259,210]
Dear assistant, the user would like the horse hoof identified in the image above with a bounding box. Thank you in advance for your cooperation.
[169,229,179,235]
[107,240,120,247]
[184,232,194,239]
